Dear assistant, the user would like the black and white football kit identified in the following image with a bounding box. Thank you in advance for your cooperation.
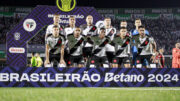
[46,35,65,63]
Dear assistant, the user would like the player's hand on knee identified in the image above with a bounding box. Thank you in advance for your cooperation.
[45,59,50,65]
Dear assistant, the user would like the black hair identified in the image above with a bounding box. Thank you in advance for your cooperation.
[53,25,59,28]
[135,18,141,21]
[138,25,145,29]
[100,27,106,31]
[120,27,127,30]
[54,13,59,16]
[121,20,127,22]
[32,52,35,56]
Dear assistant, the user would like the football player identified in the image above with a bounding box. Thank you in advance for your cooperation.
[116,20,131,37]
[134,25,156,68]
[45,14,64,40]
[67,27,85,68]
[131,19,151,67]
[120,20,127,28]
[64,16,76,37]
[64,16,76,66]
[103,17,117,67]
[81,15,97,67]
[112,27,131,68]
[90,27,110,68]
[45,25,65,67]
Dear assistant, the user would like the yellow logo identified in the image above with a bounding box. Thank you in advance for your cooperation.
[56,0,76,12]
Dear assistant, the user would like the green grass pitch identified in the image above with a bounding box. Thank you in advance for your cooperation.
[0,87,180,101]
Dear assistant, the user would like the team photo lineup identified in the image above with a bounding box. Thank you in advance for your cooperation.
[29,14,180,68]
[1,0,180,99]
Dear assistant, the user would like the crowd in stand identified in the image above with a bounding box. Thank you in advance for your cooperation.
[0,16,22,44]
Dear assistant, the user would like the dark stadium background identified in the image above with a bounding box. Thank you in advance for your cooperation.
[0,0,180,8]
[0,0,180,67]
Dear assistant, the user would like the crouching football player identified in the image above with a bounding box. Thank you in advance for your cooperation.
[45,25,66,67]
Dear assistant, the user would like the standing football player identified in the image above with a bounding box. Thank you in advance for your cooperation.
[45,14,64,40]
[120,20,128,28]
[45,25,65,67]
[131,19,151,67]
[112,27,131,68]
[117,20,131,37]
[64,16,76,37]
[81,15,97,67]
[103,17,117,67]
[64,16,76,66]
[134,25,156,68]
[67,27,85,68]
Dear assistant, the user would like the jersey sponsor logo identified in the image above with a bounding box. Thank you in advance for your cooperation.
[23,19,36,32]
[14,32,21,40]
[56,0,76,12]
[9,47,25,53]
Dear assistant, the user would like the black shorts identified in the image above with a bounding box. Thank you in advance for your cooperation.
[106,51,115,63]
[64,49,69,62]
[112,57,130,65]
[90,55,109,67]
[68,55,84,65]
[137,55,152,66]
[49,53,61,63]
[83,47,93,57]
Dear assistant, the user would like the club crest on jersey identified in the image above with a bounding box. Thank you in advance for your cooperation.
[56,0,76,12]
[111,29,114,34]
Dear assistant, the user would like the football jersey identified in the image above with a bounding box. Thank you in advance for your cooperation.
[67,35,84,56]
[93,37,108,57]
[64,26,76,37]
[81,25,97,47]
[46,35,65,54]
[104,27,116,52]
[46,24,64,37]
[64,26,76,49]
[136,35,154,55]
[113,36,131,57]
[131,29,149,53]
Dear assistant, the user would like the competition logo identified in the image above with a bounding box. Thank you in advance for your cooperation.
[23,19,36,32]
[56,0,76,12]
